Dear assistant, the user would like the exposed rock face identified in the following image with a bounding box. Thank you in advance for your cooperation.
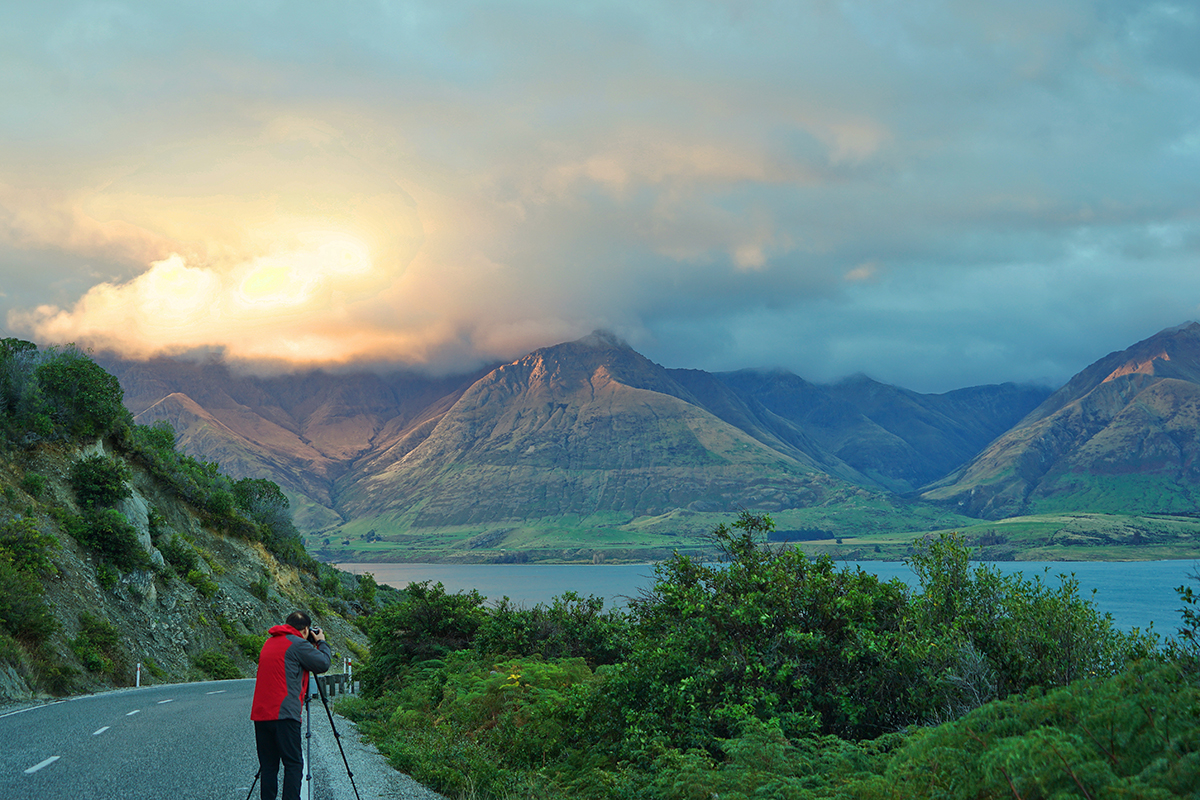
[923,322,1200,517]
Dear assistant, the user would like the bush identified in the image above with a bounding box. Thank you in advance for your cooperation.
[21,473,46,498]
[69,453,132,508]
[66,508,149,571]
[908,533,1157,697]
[186,569,219,599]
[71,612,124,678]
[853,660,1199,799]
[0,560,58,645]
[593,512,940,748]
[194,650,241,680]
[474,591,631,666]
[361,581,487,694]
[0,516,58,574]
[33,346,129,440]
[159,534,199,574]
[96,562,117,590]
[249,571,271,601]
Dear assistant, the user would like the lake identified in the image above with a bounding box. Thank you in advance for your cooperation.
[336,559,1200,635]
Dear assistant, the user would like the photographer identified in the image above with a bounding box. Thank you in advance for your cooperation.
[250,611,332,800]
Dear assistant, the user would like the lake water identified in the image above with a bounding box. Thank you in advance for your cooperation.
[336,559,1200,635]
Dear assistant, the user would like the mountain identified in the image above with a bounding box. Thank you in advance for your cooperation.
[99,332,1049,544]
[99,355,485,530]
[714,371,1050,493]
[335,332,866,528]
[922,322,1200,518]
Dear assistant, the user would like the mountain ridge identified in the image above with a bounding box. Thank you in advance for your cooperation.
[99,331,1053,542]
[923,322,1200,517]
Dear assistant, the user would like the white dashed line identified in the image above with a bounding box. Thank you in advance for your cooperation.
[92,726,110,736]
[206,690,226,695]
[24,756,60,774]
[126,710,140,716]
[157,699,174,704]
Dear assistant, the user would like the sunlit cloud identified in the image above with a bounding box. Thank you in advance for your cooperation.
[13,233,391,362]
[1,0,1199,390]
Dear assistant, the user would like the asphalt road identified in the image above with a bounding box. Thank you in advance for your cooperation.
[0,678,343,800]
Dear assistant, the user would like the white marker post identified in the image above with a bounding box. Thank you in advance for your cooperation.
[136,663,141,688]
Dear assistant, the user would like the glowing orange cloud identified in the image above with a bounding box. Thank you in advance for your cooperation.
[12,232,400,363]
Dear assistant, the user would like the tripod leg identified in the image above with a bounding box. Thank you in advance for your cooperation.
[316,675,364,800]
[305,696,314,800]
[244,769,259,800]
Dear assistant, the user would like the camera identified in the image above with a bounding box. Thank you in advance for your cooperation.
[307,626,322,644]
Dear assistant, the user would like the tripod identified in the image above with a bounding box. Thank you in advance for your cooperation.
[245,675,363,800]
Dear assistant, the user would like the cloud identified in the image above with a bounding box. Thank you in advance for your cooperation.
[1,0,1199,390]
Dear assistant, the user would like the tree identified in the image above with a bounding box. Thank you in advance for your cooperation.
[34,346,128,439]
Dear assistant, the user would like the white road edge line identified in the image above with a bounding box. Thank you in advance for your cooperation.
[0,701,65,719]
[157,699,174,704]
[126,709,140,716]
[92,726,110,736]
[24,756,60,774]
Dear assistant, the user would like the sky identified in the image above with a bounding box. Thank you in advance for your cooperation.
[1,0,1198,393]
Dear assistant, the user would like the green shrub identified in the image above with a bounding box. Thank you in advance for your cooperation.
[474,591,631,666]
[20,473,46,498]
[194,650,241,680]
[852,660,1199,799]
[0,516,58,574]
[66,508,149,571]
[908,533,1157,697]
[186,569,219,599]
[1173,567,1200,663]
[69,453,132,508]
[361,581,487,694]
[591,512,941,748]
[71,612,123,678]
[33,346,129,440]
[358,572,377,609]
[159,534,199,574]
[142,657,167,680]
[249,571,271,601]
[0,560,58,645]
[96,562,117,590]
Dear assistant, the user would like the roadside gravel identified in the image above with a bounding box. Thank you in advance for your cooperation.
[307,708,446,800]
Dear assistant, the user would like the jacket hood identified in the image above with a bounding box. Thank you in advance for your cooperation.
[268,624,304,638]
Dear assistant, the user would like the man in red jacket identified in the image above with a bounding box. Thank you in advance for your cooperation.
[250,611,333,800]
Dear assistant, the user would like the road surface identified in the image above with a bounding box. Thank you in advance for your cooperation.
[0,678,417,800]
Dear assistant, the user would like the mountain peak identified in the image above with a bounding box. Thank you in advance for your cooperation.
[575,329,631,350]
[1156,321,1200,336]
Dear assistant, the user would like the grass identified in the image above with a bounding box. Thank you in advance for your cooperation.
[308,501,1200,564]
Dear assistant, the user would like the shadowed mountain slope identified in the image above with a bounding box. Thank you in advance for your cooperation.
[715,370,1050,493]
[922,322,1200,518]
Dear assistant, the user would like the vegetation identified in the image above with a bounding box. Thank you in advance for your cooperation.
[0,340,368,696]
[344,514,1186,800]
[71,612,125,679]
[194,650,241,680]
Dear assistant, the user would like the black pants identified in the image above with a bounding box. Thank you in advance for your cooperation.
[254,718,304,800]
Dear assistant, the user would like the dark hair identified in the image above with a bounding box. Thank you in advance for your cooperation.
[286,611,312,631]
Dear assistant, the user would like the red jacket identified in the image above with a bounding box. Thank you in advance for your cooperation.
[251,624,333,722]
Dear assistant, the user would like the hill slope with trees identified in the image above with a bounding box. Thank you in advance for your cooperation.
[0,339,378,701]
